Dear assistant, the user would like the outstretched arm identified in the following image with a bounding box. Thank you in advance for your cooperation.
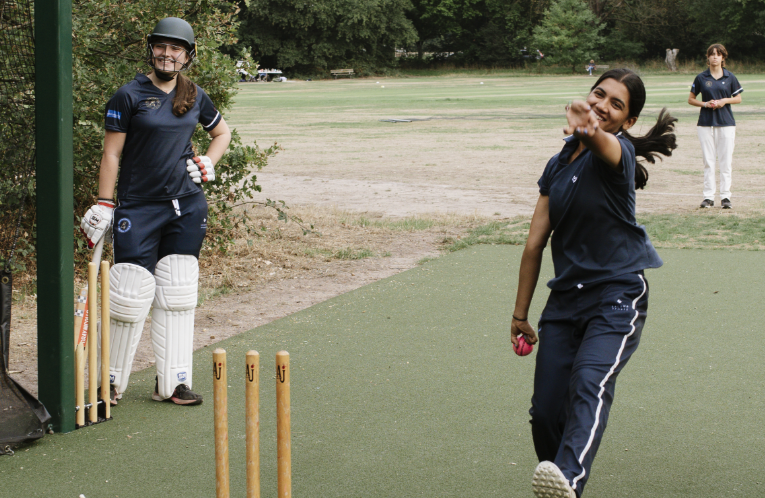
[511,195,552,347]
[564,101,625,171]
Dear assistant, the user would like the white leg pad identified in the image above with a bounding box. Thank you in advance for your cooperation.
[107,263,156,394]
[151,254,199,399]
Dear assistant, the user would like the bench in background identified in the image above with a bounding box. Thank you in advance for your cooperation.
[331,69,354,79]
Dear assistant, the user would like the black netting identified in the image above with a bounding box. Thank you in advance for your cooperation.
[0,0,51,452]
[0,0,36,273]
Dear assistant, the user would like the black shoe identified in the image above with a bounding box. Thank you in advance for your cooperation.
[721,198,732,209]
[699,199,714,208]
[152,377,203,405]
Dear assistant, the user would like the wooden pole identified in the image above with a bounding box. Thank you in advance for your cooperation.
[87,262,98,424]
[276,351,291,498]
[213,349,230,498]
[245,351,260,498]
[100,261,110,420]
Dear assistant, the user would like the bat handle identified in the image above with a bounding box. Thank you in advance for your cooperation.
[91,237,105,275]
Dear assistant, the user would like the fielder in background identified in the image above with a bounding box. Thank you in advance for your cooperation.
[510,69,677,498]
[80,17,231,406]
[688,43,743,210]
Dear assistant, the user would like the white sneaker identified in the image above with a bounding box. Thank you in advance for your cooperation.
[532,461,576,498]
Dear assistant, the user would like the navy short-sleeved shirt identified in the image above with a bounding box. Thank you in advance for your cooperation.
[691,69,743,127]
[104,73,222,201]
[538,134,663,291]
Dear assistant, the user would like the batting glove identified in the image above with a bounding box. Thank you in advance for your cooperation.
[80,199,115,249]
[186,155,215,184]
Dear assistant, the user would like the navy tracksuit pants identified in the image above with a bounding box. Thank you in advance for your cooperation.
[530,271,648,497]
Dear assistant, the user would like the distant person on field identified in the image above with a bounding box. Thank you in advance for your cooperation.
[587,60,595,76]
[688,43,743,209]
[511,69,677,498]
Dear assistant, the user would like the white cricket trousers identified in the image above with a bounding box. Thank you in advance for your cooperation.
[697,126,736,200]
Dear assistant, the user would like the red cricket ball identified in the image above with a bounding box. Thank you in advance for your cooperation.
[513,335,534,357]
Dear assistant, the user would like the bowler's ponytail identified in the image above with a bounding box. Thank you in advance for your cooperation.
[622,108,678,189]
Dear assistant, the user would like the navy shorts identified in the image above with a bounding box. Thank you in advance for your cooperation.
[112,191,208,274]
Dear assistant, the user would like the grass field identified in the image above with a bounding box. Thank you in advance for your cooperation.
[5,73,765,497]
[224,72,765,228]
[3,246,764,497]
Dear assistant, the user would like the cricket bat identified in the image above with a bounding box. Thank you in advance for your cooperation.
[74,237,104,427]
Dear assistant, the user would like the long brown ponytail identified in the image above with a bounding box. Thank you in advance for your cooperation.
[622,108,677,189]
[172,73,197,116]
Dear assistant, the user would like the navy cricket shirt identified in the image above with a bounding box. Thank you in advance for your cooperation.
[104,73,222,201]
[538,134,663,291]
[691,69,743,127]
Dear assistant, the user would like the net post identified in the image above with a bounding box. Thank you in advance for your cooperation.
[35,0,75,433]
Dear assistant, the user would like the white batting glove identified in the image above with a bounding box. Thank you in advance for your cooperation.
[186,156,215,184]
[80,200,115,249]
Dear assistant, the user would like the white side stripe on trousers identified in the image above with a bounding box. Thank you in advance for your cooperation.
[571,274,647,490]
[172,199,181,216]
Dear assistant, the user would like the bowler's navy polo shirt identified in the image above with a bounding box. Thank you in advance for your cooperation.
[104,73,222,201]
[691,69,743,127]
[538,134,663,291]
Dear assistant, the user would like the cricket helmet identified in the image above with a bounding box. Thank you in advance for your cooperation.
[146,17,196,74]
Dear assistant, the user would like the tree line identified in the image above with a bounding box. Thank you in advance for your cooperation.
[230,0,765,74]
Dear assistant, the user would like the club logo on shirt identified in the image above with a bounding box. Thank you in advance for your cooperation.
[705,81,713,87]
[572,176,578,183]
[201,217,207,229]
[117,218,132,233]
[142,97,161,110]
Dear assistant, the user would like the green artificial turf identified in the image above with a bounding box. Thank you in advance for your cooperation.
[2,246,764,497]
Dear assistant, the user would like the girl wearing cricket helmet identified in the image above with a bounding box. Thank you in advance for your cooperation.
[80,17,231,406]
[510,69,677,497]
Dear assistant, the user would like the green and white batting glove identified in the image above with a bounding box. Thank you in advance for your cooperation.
[186,155,215,184]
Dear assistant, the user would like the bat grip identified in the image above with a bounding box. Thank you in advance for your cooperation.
[91,237,105,277]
